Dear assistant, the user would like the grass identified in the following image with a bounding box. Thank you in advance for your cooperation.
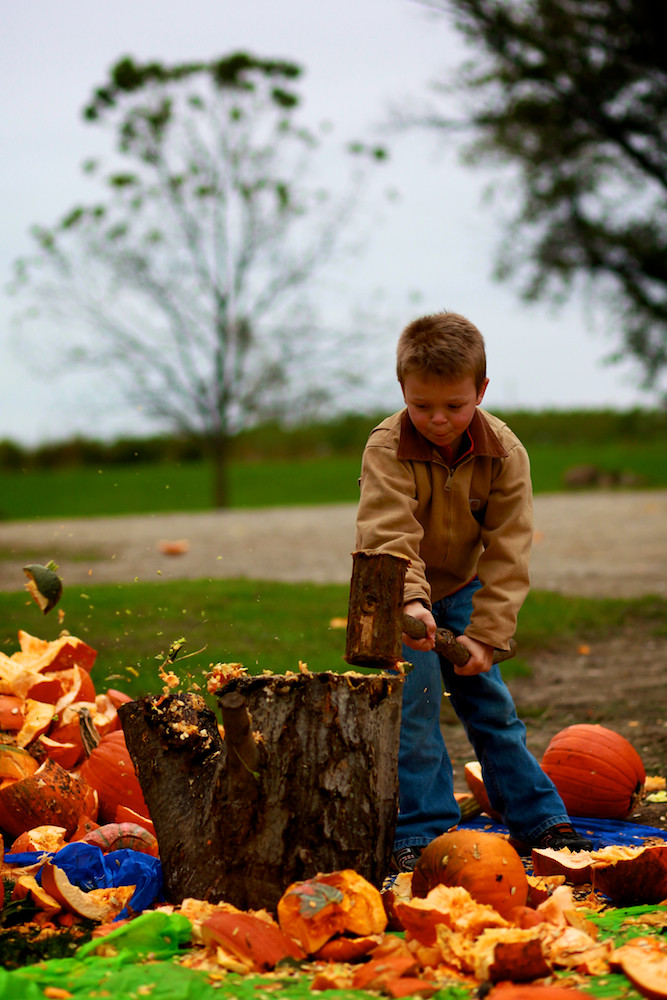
[2,580,665,715]
[0,456,362,521]
[0,437,665,521]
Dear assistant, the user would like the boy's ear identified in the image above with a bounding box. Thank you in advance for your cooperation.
[476,378,490,406]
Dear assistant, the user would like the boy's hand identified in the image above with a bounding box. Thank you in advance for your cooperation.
[454,635,494,676]
[402,601,436,651]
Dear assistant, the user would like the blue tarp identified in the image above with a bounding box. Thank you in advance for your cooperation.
[3,842,163,919]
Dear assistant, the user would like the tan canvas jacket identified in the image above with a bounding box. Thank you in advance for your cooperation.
[355,407,533,650]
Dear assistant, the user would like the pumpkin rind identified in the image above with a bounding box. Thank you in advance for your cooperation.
[412,829,528,918]
[80,821,159,857]
[541,724,645,819]
[0,756,98,837]
[79,728,150,823]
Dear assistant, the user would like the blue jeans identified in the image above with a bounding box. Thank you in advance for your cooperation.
[394,578,570,849]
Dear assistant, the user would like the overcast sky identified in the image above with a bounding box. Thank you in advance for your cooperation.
[1,0,656,446]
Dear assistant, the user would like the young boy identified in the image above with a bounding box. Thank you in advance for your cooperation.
[355,311,593,872]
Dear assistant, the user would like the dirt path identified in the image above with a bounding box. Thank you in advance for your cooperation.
[1,490,666,597]
[2,489,666,829]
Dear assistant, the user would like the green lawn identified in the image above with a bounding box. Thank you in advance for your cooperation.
[1,439,665,522]
[1,579,664,714]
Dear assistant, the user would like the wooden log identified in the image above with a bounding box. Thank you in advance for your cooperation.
[119,669,403,912]
[345,549,410,668]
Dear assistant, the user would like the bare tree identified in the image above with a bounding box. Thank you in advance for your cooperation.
[11,54,388,505]
[405,0,667,396]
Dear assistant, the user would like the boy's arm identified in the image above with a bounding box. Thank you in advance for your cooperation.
[467,440,533,651]
[355,435,432,609]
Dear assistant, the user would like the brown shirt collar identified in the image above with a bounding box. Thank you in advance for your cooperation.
[397,408,509,463]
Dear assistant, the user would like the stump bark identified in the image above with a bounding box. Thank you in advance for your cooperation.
[119,669,403,912]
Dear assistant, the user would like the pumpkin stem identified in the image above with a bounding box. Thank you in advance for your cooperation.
[79,707,101,757]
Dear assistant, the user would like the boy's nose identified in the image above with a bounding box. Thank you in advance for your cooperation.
[431,411,448,425]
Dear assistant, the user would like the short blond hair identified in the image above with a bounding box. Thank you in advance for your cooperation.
[396,312,486,390]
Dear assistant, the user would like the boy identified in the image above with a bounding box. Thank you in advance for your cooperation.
[355,311,593,872]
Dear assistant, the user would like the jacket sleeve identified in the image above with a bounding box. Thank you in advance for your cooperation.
[355,434,432,607]
[467,440,533,649]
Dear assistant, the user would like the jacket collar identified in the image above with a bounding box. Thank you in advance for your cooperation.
[397,408,509,463]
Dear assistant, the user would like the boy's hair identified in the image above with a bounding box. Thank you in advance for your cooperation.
[396,312,486,390]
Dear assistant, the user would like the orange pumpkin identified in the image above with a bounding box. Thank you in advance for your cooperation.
[0,695,25,731]
[0,756,98,838]
[463,760,503,822]
[80,821,159,857]
[486,986,591,1000]
[277,869,387,954]
[79,728,150,824]
[412,829,528,918]
[201,910,305,971]
[541,723,645,819]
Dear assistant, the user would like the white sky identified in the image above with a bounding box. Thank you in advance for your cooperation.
[0,0,656,446]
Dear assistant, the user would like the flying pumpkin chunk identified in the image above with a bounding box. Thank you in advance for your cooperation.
[23,562,63,614]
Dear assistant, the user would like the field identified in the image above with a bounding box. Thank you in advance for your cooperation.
[1,408,666,520]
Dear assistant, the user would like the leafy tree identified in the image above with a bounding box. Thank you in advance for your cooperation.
[410,0,667,394]
[11,54,387,505]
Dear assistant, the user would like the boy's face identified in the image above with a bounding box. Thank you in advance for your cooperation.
[401,371,489,450]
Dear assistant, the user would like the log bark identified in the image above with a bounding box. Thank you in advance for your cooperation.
[119,669,403,912]
[345,549,410,669]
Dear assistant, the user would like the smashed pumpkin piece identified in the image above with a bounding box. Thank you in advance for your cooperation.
[486,985,591,999]
[15,631,97,673]
[14,698,56,748]
[0,743,39,782]
[23,562,63,614]
[41,860,135,921]
[0,755,98,838]
[11,872,62,918]
[612,935,667,999]
[0,694,25,731]
[11,824,68,853]
[277,869,387,954]
[591,842,667,905]
[201,909,305,971]
[395,884,508,948]
[314,933,384,962]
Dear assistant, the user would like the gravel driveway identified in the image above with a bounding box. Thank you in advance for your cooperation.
[1,489,666,599]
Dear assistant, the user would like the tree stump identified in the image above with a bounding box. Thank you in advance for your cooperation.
[119,669,403,912]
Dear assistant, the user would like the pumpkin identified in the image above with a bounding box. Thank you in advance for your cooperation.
[78,724,150,824]
[464,760,503,821]
[14,698,56,748]
[412,829,528,918]
[0,744,39,782]
[591,843,667,905]
[41,860,135,921]
[541,723,645,819]
[614,936,667,1000]
[0,695,25,731]
[201,910,305,971]
[0,756,98,837]
[80,821,159,857]
[277,869,387,954]
[23,562,63,614]
[11,824,68,854]
[15,632,97,673]
[486,986,591,1000]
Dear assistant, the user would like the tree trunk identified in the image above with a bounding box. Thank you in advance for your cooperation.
[119,669,403,913]
[207,429,229,509]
